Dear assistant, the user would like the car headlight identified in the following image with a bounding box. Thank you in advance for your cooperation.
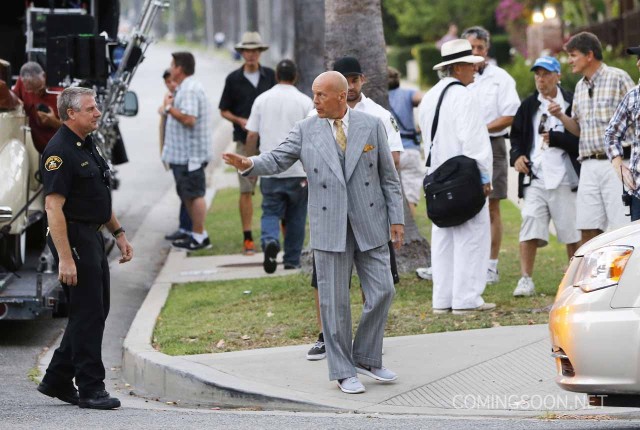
[573,246,633,292]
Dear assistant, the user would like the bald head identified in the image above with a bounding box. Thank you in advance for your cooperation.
[312,71,348,118]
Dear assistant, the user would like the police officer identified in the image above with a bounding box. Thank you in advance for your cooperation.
[37,87,133,410]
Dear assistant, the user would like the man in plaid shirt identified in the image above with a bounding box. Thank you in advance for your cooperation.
[162,52,213,251]
[605,45,640,221]
[548,32,635,243]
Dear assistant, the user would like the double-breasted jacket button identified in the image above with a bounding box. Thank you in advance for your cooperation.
[322,184,327,189]
[365,182,369,186]
[369,163,373,167]
[369,203,374,207]
[322,206,327,211]
[314,168,318,173]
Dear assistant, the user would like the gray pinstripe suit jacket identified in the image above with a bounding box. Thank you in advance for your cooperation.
[247,110,404,253]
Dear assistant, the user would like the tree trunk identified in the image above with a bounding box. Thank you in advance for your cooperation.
[294,0,325,98]
[324,0,430,273]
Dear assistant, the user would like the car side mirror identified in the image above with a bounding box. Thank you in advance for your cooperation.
[118,91,138,117]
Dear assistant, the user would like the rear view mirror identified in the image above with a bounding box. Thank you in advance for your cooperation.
[118,91,138,117]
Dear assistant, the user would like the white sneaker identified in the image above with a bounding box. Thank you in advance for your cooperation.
[486,268,499,285]
[514,276,535,297]
[416,267,432,280]
[355,364,398,382]
[452,303,496,315]
[337,376,366,394]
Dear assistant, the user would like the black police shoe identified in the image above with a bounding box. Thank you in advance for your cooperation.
[165,229,190,241]
[172,236,212,251]
[78,390,121,410]
[37,381,79,405]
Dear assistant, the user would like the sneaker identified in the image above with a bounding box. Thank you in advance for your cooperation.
[337,376,366,394]
[355,364,398,382]
[306,335,326,361]
[243,239,255,255]
[433,308,451,314]
[452,303,497,315]
[172,236,212,251]
[263,241,279,274]
[514,276,535,297]
[283,263,301,270]
[486,268,500,285]
[416,267,432,280]
[165,229,190,241]
[78,390,121,410]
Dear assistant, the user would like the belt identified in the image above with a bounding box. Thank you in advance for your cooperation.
[582,152,608,161]
[67,220,103,231]
[490,134,507,140]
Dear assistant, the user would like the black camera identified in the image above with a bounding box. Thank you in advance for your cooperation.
[37,103,50,113]
[622,193,632,207]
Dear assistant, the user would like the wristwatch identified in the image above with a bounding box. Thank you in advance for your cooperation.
[112,227,125,238]
[164,105,171,114]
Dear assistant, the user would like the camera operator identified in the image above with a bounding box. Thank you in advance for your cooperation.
[604,45,640,221]
[12,61,63,153]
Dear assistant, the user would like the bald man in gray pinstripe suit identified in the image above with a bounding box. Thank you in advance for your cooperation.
[224,71,404,394]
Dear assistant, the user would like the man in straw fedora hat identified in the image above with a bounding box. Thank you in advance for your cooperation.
[417,39,495,315]
[219,31,276,255]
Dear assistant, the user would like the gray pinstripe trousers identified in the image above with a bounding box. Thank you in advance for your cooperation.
[314,223,396,381]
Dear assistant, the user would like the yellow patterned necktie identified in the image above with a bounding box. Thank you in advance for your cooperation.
[334,119,347,152]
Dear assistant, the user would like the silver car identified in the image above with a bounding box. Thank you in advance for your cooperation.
[549,221,640,397]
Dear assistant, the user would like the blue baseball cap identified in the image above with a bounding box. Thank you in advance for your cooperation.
[530,56,561,73]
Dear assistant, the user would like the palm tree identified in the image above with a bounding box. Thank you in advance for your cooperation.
[324,0,430,271]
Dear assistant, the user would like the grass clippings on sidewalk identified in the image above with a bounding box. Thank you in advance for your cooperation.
[155,196,569,356]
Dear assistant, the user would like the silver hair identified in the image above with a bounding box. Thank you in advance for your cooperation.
[57,87,96,121]
[461,26,491,47]
[19,61,44,80]
[437,65,455,79]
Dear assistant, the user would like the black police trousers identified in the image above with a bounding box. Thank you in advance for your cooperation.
[43,222,110,397]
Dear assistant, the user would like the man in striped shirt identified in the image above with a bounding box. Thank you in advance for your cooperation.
[604,45,640,221]
[548,32,635,243]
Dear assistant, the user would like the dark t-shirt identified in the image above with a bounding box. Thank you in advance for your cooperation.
[13,78,63,153]
[41,125,112,224]
[218,65,276,143]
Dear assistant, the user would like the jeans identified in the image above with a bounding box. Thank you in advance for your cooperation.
[260,177,308,266]
[179,203,192,232]
[631,195,640,222]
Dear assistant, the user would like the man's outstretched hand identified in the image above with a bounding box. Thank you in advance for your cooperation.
[222,152,253,171]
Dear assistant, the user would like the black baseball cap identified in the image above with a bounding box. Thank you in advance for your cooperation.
[626,46,640,56]
[333,56,363,77]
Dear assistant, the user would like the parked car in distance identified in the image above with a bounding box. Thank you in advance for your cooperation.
[549,221,640,403]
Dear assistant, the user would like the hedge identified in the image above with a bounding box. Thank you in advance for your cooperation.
[387,45,414,77]
[489,34,512,66]
[413,42,441,87]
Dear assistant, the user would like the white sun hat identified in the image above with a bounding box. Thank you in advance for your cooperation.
[433,39,485,70]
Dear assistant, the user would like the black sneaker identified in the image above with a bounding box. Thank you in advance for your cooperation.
[78,390,121,410]
[37,381,79,405]
[165,230,190,241]
[283,263,301,270]
[263,241,279,274]
[306,333,326,361]
[172,236,212,251]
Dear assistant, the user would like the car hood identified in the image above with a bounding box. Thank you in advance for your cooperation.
[576,220,640,256]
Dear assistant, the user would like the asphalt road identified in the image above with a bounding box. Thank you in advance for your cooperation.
[3,42,640,429]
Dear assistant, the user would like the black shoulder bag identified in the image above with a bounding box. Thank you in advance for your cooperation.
[423,81,486,228]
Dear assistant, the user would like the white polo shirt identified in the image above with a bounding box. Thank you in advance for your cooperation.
[467,63,520,137]
[246,83,313,178]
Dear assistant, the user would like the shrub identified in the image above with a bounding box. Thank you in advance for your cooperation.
[490,34,512,66]
[413,42,441,87]
[387,45,414,77]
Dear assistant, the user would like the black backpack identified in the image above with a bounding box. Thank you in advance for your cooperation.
[423,81,486,228]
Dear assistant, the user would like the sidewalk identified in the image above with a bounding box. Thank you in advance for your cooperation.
[119,154,628,418]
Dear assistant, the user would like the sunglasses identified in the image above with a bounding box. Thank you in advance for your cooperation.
[538,113,548,134]
[588,85,594,98]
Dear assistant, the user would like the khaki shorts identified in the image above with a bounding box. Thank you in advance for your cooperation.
[489,136,508,200]
[236,141,257,194]
[399,148,426,204]
[519,180,580,246]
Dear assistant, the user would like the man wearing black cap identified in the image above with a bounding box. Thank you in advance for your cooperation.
[244,60,313,273]
[604,46,640,221]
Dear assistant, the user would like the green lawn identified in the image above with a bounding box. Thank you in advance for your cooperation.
[155,194,568,356]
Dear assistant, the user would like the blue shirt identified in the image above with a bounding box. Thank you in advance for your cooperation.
[389,87,419,150]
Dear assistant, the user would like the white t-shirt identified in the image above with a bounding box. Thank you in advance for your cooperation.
[246,84,313,178]
[467,63,521,137]
[244,70,260,88]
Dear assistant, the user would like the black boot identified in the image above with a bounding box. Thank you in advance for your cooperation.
[78,390,121,410]
[37,381,79,405]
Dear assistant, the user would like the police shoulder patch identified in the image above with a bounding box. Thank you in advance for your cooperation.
[390,116,399,132]
[45,155,63,171]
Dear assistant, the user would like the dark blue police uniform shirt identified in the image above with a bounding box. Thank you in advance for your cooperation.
[41,124,112,224]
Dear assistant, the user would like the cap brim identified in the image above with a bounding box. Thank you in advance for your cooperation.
[433,55,484,70]
[626,46,640,55]
[530,64,560,73]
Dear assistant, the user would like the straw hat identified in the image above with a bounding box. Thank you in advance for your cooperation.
[432,39,484,70]
[234,32,269,52]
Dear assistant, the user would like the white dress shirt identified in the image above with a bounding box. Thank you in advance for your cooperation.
[467,63,521,137]
[418,77,492,183]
